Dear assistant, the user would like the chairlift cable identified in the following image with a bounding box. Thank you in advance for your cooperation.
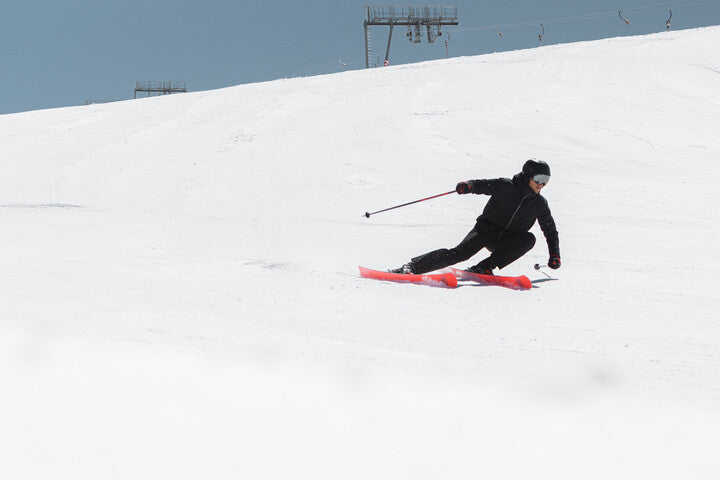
[450,0,719,34]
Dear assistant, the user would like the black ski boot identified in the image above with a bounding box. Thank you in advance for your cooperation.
[388,262,414,274]
[466,258,495,276]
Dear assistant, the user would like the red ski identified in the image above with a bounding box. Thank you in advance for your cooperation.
[358,266,458,288]
[448,267,532,290]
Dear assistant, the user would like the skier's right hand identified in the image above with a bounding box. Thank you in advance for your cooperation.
[456,182,471,194]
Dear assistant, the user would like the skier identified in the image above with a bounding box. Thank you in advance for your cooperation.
[390,159,561,275]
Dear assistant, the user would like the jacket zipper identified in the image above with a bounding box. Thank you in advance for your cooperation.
[498,195,530,240]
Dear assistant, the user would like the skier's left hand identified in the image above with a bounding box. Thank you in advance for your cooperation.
[548,255,561,269]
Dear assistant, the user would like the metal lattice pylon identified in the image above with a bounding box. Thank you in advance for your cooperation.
[363,5,459,68]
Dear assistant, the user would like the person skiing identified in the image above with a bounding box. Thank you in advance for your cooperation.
[390,159,561,275]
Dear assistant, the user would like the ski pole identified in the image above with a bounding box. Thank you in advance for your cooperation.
[534,263,553,279]
[364,190,456,218]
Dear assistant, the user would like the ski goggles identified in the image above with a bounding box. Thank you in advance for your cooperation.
[532,174,550,185]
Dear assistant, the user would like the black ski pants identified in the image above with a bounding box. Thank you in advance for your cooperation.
[410,228,536,274]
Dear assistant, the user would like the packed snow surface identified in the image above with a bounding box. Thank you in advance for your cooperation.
[2,27,720,479]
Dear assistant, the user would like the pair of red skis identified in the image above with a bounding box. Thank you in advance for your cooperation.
[358,266,532,290]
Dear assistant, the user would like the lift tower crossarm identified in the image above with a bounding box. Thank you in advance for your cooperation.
[363,5,458,68]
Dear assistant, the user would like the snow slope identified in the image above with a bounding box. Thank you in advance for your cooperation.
[2,26,720,479]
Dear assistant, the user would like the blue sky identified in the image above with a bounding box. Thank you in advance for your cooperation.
[2,0,719,114]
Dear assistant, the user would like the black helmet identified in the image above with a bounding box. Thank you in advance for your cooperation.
[522,159,551,184]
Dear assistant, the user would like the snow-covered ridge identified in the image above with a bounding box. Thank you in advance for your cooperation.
[2,26,720,479]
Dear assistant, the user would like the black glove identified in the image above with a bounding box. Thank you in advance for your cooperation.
[456,182,471,194]
[548,255,561,269]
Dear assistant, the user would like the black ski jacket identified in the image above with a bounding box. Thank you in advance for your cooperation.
[467,173,560,256]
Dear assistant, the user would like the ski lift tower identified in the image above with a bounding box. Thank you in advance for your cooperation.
[133,81,187,99]
[363,5,458,68]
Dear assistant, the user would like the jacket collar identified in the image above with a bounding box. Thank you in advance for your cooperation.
[512,173,538,198]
